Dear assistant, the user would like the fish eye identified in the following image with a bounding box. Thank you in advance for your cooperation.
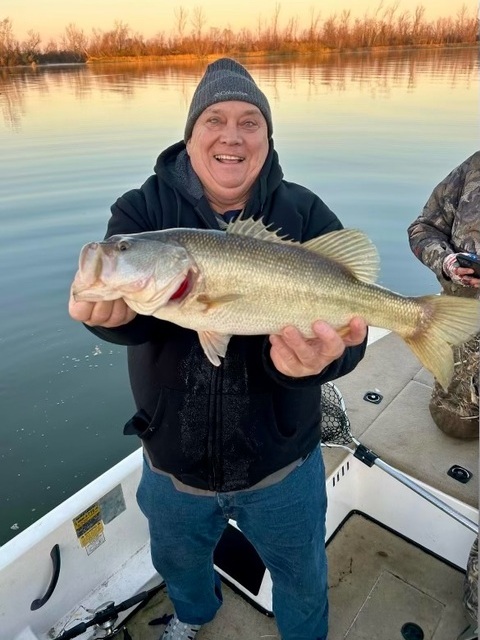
[117,240,130,252]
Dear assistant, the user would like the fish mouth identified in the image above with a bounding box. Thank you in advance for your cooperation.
[214,154,245,163]
[71,243,106,299]
[78,242,103,286]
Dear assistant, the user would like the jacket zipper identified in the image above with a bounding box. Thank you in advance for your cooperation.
[207,363,224,490]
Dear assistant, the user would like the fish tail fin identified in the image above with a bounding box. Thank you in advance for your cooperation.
[405,295,479,390]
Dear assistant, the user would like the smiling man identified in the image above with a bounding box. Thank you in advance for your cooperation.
[183,59,272,219]
[69,58,368,640]
[186,102,269,211]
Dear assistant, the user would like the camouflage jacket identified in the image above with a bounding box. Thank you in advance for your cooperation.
[407,151,480,297]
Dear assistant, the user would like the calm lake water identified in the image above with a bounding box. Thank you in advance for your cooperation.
[0,47,477,545]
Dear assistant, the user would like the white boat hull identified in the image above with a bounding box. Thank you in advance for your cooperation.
[0,444,476,640]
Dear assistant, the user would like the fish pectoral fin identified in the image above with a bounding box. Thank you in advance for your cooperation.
[198,331,232,366]
[196,293,242,313]
[302,229,380,283]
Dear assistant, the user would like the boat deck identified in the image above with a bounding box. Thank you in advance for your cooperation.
[125,514,469,640]
[122,332,478,640]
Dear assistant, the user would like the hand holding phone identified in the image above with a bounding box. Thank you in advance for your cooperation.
[455,253,480,278]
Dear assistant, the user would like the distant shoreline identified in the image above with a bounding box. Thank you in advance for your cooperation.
[84,43,478,64]
[6,43,476,70]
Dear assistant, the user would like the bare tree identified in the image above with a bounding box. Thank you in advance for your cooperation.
[271,3,281,48]
[110,20,131,54]
[191,6,206,38]
[174,6,188,41]
[0,18,17,65]
[21,29,41,62]
[191,5,206,55]
[412,5,426,42]
[284,16,298,45]
[44,39,58,54]
[307,7,321,43]
[61,23,88,59]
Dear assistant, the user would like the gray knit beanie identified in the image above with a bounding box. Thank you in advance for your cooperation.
[184,58,272,141]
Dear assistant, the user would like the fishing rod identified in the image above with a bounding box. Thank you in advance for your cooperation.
[53,583,165,640]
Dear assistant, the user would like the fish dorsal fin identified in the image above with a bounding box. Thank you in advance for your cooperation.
[226,216,295,244]
[302,229,380,283]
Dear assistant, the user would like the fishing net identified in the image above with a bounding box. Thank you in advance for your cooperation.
[319,381,478,535]
[320,382,353,446]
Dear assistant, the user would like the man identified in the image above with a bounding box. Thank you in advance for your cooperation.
[69,58,368,640]
[407,152,479,439]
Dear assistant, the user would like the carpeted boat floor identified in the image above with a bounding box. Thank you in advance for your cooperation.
[326,513,470,640]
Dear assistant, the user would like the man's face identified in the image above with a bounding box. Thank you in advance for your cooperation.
[186,101,269,209]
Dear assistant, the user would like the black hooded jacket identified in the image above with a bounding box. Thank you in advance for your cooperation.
[86,141,367,492]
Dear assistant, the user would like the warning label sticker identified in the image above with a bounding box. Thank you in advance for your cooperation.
[73,503,105,554]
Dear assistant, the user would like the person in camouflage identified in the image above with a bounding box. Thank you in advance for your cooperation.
[407,151,480,439]
[461,536,478,639]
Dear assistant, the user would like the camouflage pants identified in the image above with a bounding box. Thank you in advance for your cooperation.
[464,536,478,625]
[429,334,479,439]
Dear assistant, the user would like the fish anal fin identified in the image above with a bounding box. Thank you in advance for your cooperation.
[198,331,232,366]
[302,229,380,283]
[405,332,454,391]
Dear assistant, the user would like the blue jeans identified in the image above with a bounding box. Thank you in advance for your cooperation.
[136,446,328,640]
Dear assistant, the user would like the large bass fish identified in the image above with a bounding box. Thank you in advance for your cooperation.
[72,217,480,390]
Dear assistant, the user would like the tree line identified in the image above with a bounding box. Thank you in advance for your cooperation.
[0,4,478,67]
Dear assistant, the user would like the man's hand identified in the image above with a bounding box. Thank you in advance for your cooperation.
[69,287,137,328]
[269,317,367,378]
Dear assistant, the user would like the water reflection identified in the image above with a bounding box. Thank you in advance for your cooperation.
[0,47,476,130]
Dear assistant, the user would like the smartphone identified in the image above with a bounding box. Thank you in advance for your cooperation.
[456,253,480,278]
